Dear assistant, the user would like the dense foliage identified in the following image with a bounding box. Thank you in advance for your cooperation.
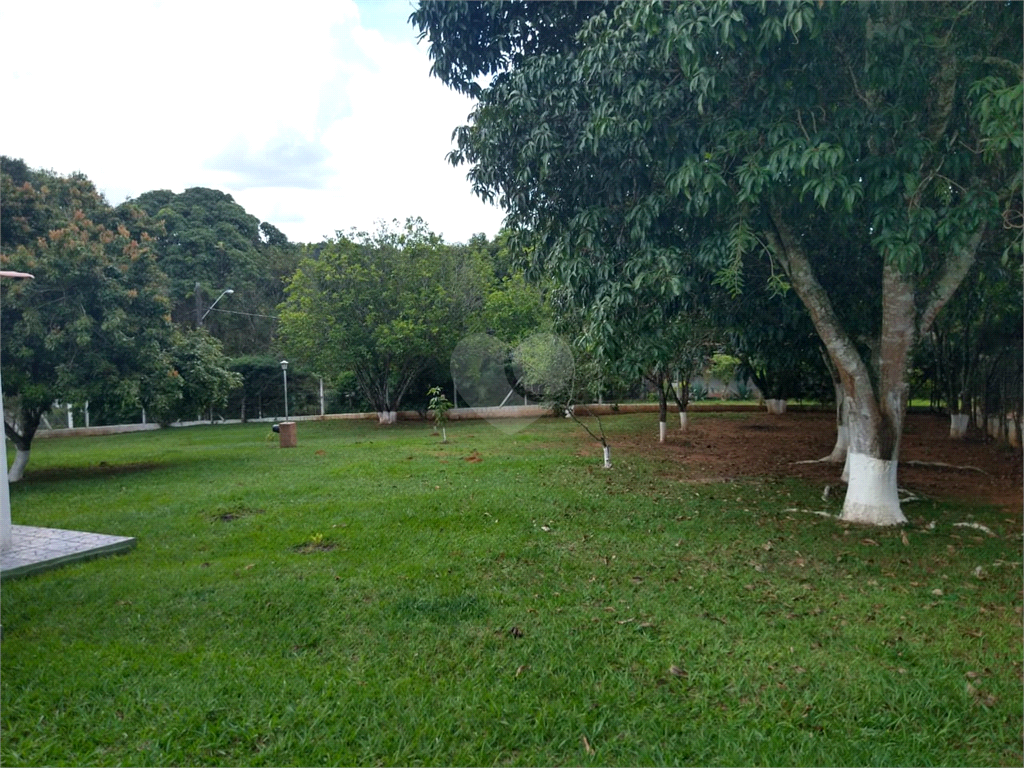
[414,0,1023,523]
[279,219,494,420]
[130,187,302,355]
[0,157,176,474]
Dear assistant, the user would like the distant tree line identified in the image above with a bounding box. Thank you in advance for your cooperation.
[3,5,1020,504]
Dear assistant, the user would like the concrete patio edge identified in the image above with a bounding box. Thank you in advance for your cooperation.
[1,526,136,581]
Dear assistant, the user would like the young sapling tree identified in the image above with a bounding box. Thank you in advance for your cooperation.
[427,386,452,442]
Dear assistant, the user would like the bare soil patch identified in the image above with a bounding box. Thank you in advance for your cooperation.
[611,410,1022,517]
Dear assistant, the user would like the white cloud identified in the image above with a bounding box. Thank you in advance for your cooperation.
[0,0,504,243]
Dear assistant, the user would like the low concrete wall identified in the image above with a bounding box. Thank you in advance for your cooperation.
[34,401,832,439]
[35,423,161,439]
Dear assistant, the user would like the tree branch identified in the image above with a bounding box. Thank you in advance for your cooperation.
[764,208,869,397]
[918,227,985,337]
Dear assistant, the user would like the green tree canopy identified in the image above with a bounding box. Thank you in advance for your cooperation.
[279,219,492,422]
[0,158,176,479]
[415,0,1022,525]
[144,329,243,426]
[129,187,301,355]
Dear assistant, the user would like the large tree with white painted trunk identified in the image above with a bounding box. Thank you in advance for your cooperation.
[0,158,177,481]
[414,0,1022,526]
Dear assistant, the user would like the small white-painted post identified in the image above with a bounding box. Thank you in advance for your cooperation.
[0,366,12,550]
[319,377,325,417]
[67,403,74,429]
[84,401,90,428]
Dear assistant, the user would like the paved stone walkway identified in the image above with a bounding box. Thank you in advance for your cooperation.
[0,525,135,580]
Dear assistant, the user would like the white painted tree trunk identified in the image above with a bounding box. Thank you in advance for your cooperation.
[1007,416,1019,448]
[678,411,689,431]
[841,450,851,483]
[841,453,906,525]
[377,411,397,424]
[825,383,850,462]
[602,445,612,469]
[949,413,970,439]
[987,416,1000,440]
[766,212,983,528]
[659,421,667,443]
[765,398,787,414]
[829,424,849,462]
[8,448,30,483]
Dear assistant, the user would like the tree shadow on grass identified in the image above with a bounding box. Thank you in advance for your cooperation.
[22,460,174,483]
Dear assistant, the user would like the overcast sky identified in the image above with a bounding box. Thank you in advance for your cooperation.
[1,0,505,245]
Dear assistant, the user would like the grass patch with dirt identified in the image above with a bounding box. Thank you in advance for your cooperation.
[1,414,1020,766]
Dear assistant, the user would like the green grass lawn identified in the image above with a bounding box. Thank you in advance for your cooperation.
[2,414,1021,766]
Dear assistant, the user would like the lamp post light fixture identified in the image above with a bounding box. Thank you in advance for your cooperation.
[281,360,289,419]
[196,282,234,327]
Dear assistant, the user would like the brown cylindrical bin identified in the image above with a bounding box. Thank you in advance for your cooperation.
[279,421,297,448]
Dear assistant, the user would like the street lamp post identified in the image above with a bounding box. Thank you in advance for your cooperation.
[196,282,234,327]
[281,360,289,419]
[0,270,34,553]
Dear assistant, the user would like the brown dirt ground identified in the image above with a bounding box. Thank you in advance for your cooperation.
[605,410,1022,521]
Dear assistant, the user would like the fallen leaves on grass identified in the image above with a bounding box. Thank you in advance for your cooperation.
[668,664,687,678]
[582,735,595,755]
[965,681,999,707]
